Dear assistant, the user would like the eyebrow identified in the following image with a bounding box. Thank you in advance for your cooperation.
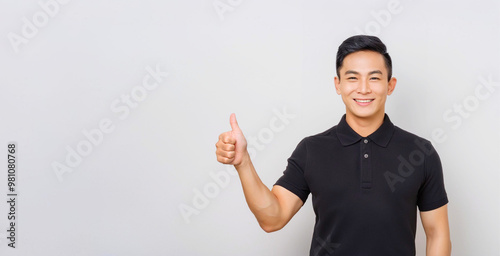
[368,70,383,75]
[344,70,383,76]
[344,70,359,75]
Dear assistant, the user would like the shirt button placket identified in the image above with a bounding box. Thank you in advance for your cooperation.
[360,138,372,189]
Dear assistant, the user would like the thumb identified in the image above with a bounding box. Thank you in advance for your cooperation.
[229,113,241,132]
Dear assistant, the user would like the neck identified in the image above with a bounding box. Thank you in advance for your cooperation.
[345,112,385,137]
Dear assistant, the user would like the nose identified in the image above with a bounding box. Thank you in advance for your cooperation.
[357,79,372,94]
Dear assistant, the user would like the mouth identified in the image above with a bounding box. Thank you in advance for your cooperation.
[354,99,374,103]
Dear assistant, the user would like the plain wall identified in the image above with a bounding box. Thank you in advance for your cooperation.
[0,0,499,255]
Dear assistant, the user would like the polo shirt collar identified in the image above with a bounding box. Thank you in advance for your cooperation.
[336,114,395,147]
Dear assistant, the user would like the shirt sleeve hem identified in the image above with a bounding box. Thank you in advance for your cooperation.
[273,181,308,204]
[418,197,449,212]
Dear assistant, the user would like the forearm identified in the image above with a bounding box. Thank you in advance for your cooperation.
[235,153,282,231]
[426,235,451,256]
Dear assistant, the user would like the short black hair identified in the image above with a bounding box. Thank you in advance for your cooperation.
[336,35,392,81]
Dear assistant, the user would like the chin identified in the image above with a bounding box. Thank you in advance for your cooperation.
[349,110,380,119]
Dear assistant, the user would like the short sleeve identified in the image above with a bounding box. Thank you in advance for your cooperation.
[274,139,310,203]
[417,143,449,211]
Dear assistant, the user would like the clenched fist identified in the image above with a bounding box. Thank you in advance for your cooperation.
[216,113,248,166]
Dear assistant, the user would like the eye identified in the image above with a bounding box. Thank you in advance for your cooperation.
[370,77,380,81]
[347,77,357,80]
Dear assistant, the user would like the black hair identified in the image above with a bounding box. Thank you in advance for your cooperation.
[336,35,392,81]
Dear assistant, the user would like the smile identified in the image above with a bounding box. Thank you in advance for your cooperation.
[354,99,374,103]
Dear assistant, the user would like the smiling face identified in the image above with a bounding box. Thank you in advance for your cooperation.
[334,50,396,124]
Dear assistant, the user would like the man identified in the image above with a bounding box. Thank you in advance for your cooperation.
[215,35,451,255]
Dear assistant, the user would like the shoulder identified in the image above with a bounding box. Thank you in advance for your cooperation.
[291,125,341,155]
[392,125,434,147]
[302,125,339,143]
[391,126,441,167]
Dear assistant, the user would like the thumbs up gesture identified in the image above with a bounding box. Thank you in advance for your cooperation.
[216,113,248,166]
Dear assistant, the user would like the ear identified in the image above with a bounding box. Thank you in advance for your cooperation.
[334,76,341,95]
[387,77,397,95]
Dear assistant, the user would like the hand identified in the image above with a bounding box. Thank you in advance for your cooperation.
[216,113,248,166]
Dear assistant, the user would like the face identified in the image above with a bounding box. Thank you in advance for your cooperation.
[334,50,396,122]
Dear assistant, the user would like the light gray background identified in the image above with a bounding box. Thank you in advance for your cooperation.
[0,0,499,255]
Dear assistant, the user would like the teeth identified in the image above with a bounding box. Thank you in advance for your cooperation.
[355,99,373,103]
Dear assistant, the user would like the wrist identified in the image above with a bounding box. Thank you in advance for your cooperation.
[234,151,251,170]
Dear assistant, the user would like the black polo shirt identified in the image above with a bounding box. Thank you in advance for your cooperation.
[275,114,448,256]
